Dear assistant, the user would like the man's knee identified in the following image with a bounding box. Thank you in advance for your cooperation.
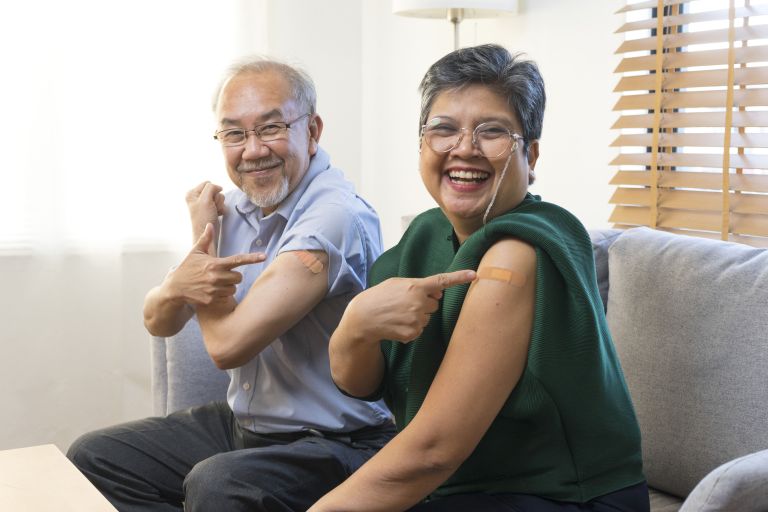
[66,429,110,472]
[184,452,294,511]
[184,453,258,508]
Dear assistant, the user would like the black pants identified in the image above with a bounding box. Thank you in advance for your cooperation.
[67,401,395,512]
[408,481,650,512]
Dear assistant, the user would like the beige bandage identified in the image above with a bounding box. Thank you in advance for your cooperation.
[477,266,526,287]
[293,250,324,274]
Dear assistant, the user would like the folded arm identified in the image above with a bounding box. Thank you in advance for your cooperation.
[311,238,536,511]
[142,223,265,337]
[196,248,330,369]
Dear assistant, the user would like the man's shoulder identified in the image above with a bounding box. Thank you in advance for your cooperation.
[297,168,377,222]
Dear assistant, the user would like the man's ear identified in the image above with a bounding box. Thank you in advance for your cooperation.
[308,114,323,156]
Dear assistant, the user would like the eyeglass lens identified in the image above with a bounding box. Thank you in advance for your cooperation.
[423,120,518,158]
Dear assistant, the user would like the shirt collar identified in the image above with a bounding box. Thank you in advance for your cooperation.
[235,147,330,220]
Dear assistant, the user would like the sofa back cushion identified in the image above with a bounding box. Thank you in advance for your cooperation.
[589,228,623,311]
[606,227,768,498]
[153,317,230,415]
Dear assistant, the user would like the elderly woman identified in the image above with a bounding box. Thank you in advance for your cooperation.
[309,44,648,512]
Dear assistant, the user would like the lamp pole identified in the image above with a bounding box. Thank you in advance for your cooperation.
[446,8,464,50]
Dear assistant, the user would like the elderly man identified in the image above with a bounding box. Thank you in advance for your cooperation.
[67,57,394,512]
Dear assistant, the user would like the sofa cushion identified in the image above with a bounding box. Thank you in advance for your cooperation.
[649,488,683,512]
[163,317,230,414]
[606,227,768,498]
[680,449,768,512]
[588,228,622,311]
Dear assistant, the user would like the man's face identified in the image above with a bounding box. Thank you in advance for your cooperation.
[215,70,320,214]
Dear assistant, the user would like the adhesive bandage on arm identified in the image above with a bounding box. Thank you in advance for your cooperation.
[476,266,526,287]
[292,250,325,274]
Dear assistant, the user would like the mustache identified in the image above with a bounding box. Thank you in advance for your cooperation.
[237,159,283,173]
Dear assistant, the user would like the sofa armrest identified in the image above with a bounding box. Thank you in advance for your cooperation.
[680,449,768,512]
[150,335,169,416]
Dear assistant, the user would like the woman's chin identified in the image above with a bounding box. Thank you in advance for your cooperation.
[440,200,486,226]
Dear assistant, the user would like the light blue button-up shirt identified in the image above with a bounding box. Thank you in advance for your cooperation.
[217,147,392,433]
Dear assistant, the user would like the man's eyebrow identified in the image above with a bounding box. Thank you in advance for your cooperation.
[219,109,285,127]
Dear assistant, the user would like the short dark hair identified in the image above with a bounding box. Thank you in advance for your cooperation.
[212,57,317,116]
[418,44,545,151]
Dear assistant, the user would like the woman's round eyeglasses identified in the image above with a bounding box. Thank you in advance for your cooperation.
[421,117,523,159]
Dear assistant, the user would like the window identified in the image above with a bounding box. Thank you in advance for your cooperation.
[0,1,255,253]
[611,0,768,247]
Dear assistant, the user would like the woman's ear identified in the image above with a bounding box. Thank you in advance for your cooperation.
[308,114,324,156]
[526,140,540,185]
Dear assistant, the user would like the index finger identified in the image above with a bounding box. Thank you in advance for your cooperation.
[218,252,267,270]
[421,269,477,293]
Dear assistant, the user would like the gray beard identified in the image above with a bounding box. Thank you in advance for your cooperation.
[246,175,290,210]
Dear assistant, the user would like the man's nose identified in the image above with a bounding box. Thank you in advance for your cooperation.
[242,132,270,158]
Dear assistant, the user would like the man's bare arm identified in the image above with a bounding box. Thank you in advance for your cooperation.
[196,248,330,369]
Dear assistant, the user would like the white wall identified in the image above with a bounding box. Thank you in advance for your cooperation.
[356,0,624,247]
[0,0,624,452]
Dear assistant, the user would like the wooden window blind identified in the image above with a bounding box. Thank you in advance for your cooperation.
[611,0,768,247]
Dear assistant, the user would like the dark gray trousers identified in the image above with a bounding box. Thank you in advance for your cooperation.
[67,401,395,512]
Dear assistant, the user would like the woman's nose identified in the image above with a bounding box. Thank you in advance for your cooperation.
[450,129,482,158]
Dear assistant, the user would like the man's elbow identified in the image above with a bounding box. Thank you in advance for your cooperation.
[143,308,188,338]
[203,331,254,370]
[208,349,243,370]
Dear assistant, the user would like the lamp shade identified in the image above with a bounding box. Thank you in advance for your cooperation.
[392,0,518,18]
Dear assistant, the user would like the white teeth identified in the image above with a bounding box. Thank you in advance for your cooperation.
[448,170,489,181]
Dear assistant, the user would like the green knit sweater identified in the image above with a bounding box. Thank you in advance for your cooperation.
[369,194,644,502]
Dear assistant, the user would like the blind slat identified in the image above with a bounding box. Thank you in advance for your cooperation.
[612,110,768,129]
[609,205,651,225]
[616,25,768,54]
[611,187,768,215]
[614,66,768,92]
[610,132,768,149]
[658,210,768,236]
[615,46,768,74]
[613,88,768,110]
[616,0,689,14]
[611,205,768,236]
[609,170,768,193]
[616,5,768,33]
[611,152,768,169]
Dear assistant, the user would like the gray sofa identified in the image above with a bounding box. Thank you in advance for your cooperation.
[152,226,768,511]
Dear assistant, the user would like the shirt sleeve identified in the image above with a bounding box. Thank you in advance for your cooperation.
[277,202,376,298]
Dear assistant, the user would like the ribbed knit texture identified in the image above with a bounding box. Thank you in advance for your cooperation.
[369,194,645,502]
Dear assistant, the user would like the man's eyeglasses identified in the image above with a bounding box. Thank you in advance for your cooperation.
[421,117,524,159]
[214,113,310,147]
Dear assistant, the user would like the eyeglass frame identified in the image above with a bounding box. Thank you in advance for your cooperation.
[213,113,311,147]
[420,118,525,159]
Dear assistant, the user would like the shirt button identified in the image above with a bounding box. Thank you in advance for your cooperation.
[255,239,263,246]
[242,382,251,391]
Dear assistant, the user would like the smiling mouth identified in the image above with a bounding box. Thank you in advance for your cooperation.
[239,161,282,174]
[447,169,490,184]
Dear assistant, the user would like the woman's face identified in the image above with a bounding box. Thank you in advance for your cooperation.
[419,84,538,240]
